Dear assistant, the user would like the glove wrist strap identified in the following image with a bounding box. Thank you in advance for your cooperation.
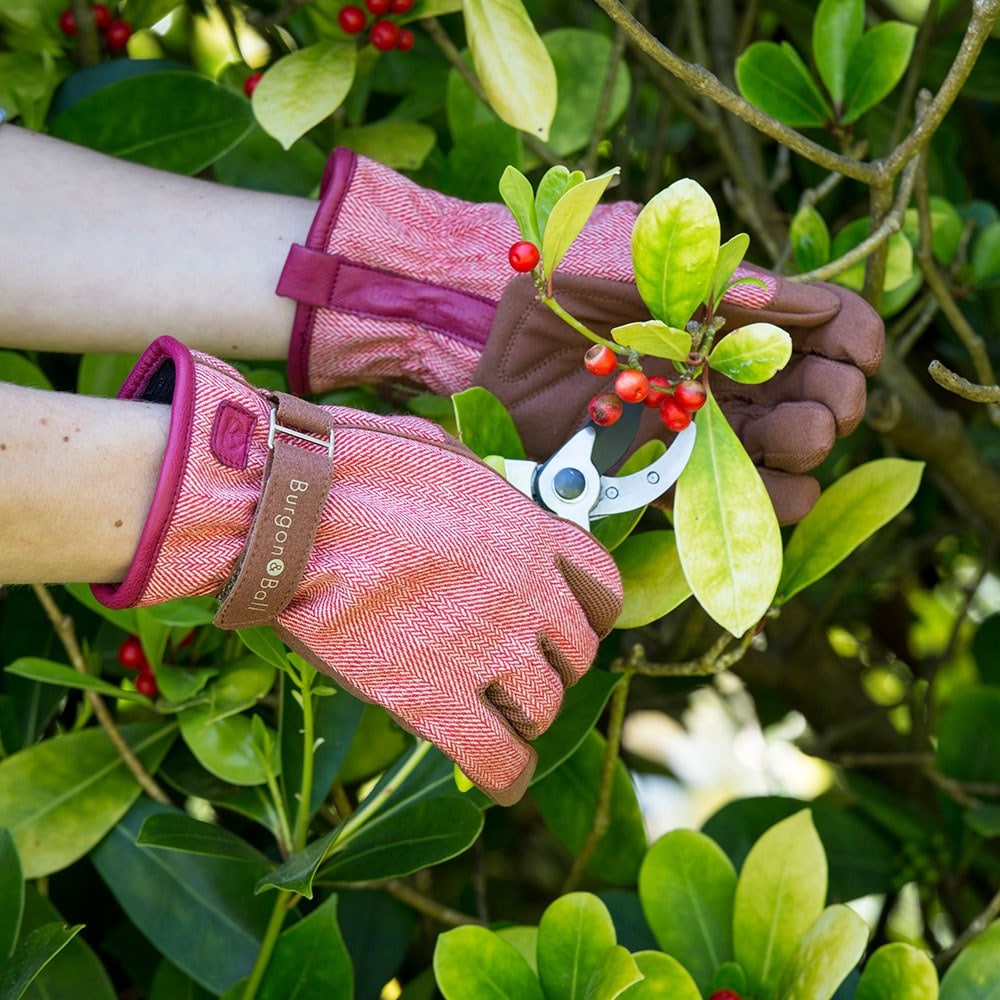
[215,393,334,630]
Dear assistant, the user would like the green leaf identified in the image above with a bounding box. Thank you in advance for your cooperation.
[939,919,1000,999]
[777,904,869,1000]
[462,0,557,140]
[632,178,720,327]
[213,125,327,199]
[253,42,357,150]
[0,828,24,960]
[542,168,621,279]
[674,393,782,636]
[611,320,692,362]
[841,22,917,125]
[592,440,668,553]
[435,925,544,999]
[236,627,290,672]
[136,813,270,865]
[777,459,924,603]
[735,41,833,127]
[499,165,541,247]
[146,597,217,628]
[708,323,793,384]
[335,120,436,172]
[0,923,83,1000]
[148,960,216,1000]
[856,942,939,1000]
[536,165,584,240]
[200,656,277,722]
[733,810,827,1000]
[902,197,964,267]
[50,71,253,174]
[620,951,701,999]
[639,829,736,994]
[452,386,527,461]
[790,205,832,273]
[711,234,751,306]
[179,708,277,786]
[972,220,1000,287]
[255,895,353,1000]
[531,730,646,885]
[5,657,150,705]
[832,220,915,293]
[965,802,1000,838]
[537,893,617,1000]
[76,352,140,397]
[614,530,692,628]
[91,799,273,996]
[541,28,631,157]
[0,352,52,391]
[813,0,865,105]
[63,582,138,636]
[0,722,176,878]
[583,945,642,1000]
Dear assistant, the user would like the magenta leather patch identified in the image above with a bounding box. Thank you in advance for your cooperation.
[211,401,256,469]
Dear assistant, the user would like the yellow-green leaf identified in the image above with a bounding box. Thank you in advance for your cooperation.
[611,320,691,362]
[253,42,357,150]
[709,323,793,384]
[542,167,620,278]
[674,393,782,636]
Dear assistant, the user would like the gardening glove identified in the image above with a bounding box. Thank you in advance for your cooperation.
[91,336,622,805]
[276,148,883,525]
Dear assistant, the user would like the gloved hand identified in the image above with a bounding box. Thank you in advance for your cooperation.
[277,149,883,524]
[92,337,622,804]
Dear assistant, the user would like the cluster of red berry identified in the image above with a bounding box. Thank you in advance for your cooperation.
[117,636,158,698]
[584,344,706,431]
[58,4,132,52]
[338,0,415,52]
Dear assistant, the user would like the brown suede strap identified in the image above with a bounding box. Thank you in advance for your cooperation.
[215,393,334,630]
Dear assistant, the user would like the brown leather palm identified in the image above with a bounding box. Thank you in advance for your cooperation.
[474,267,884,525]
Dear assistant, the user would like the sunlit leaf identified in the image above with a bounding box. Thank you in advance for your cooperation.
[583,946,642,1000]
[614,530,692,628]
[611,320,691,362]
[939,918,1000,999]
[619,952,701,999]
[856,942,939,1000]
[536,165,584,239]
[434,925,544,1000]
[711,233,751,306]
[537,893,617,1000]
[499,165,541,247]
[708,323,792,384]
[542,168,620,278]
[778,904,869,1000]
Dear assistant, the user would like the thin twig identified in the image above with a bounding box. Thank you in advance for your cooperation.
[32,585,172,805]
[325,878,484,927]
[927,362,1000,404]
[619,630,759,677]
[70,0,101,66]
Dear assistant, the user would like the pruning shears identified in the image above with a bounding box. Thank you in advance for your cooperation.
[505,403,697,531]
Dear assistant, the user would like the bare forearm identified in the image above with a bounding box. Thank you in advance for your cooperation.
[0,383,168,584]
[0,125,315,359]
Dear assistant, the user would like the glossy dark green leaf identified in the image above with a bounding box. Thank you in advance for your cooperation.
[966,802,1000,838]
[91,799,273,995]
[439,119,525,203]
[337,890,418,1000]
[614,530,692,628]
[146,597,217,628]
[18,887,116,1000]
[236,627,291,672]
[537,892,617,1000]
[0,352,52,391]
[199,656,277,722]
[255,895,353,1000]
[736,41,833,127]
[5,656,150,705]
[855,942,939,1000]
[541,28,631,157]
[434,926,544,1000]
[51,71,254,174]
[0,827,23,960]
[148,959,215,1000]
[841,22,916,125]
[179,706,277,786]
[452,386,526,461]
[63,582,138,637]
[939,918,1000,1000]
[531,729,646,885]
[0,923,83,1000]
[137,812,271,865]
[213,125,326,198]
[592,440,668,553]
[639,829,736,993]
[0,722,176,877]
[813,0,865,105]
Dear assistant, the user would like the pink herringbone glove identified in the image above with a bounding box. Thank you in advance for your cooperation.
[276,150,883,525]
[92,337,622,804]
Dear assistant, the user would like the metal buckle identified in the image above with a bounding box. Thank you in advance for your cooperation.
[267,407,334,458]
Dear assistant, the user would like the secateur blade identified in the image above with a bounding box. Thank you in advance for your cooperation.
[589,399,643,473]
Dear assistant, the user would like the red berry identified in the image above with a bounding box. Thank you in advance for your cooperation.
[615,369,649,404]
[708,992,743,1000]
[338,5,366,32]
[660,395,693,432]
[135,671,158,698]
[589,392,623,427]
[675,378,707,412]
[584,344,618,377]
[508,240,540,273]
[396,27,414,50]
[117,637,146,671]
[92,3,112,31]
[369,18,399,51]
[105,18,131,51]
[365,0,390,13]
[58,9,77,34]
[643,375,672,408]
[390,0,413,10]
[243,71,263,97]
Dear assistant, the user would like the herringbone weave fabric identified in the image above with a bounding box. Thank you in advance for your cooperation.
[94,337,622,803]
